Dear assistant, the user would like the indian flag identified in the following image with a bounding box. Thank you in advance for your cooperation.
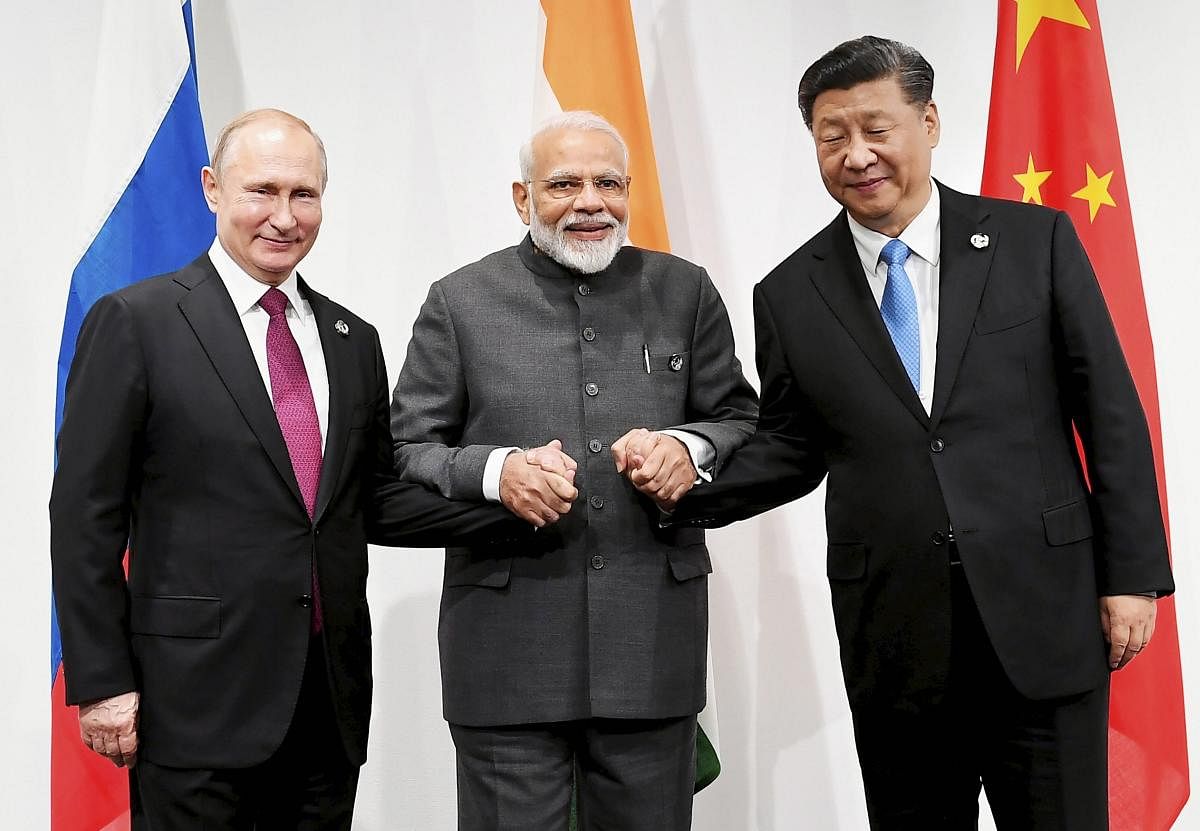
[535,0,721,796]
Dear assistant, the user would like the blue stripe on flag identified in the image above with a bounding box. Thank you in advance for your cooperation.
[51,0,215,684]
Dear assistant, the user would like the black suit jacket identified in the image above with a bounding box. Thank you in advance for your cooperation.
[50,254,522,768]
[674,183,1174,710]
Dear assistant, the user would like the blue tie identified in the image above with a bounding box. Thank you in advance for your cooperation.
[879,239,920,392]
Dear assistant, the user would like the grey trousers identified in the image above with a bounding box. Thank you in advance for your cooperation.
[450,715,697,831]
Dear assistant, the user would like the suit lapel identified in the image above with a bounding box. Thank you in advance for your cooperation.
[809,215,930,427]
[305,281,354,523]
[175,256,306,512]
[929,184,997,427]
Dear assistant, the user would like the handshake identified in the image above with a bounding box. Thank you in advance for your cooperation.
[500,429,697,526]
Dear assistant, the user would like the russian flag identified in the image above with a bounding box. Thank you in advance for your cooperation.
[51,1,213,827]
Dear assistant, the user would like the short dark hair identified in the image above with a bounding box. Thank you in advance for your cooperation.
[797,36,934,130]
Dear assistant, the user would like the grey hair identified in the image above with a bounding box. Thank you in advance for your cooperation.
[209,108,329,187]
[518,110,629,181]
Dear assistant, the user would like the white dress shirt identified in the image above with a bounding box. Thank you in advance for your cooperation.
[847,182,941,415]
[208,239,330,451]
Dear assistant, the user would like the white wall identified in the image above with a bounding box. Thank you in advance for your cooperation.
[3,2,1197,827]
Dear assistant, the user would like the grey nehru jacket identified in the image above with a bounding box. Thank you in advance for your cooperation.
[391,234,758,727]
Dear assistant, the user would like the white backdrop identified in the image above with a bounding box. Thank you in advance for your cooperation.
[3,2,1198,828]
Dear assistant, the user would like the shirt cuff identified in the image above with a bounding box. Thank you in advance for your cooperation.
[659,429,715,484]
[482,447,521,502]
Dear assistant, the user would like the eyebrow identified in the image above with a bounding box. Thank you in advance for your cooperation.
[542,168,624,179]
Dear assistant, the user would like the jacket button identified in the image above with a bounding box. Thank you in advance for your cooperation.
[584,382,599,396]
[931,531,947,545]
[930,438,945,452]
[589,495,605,509]
[298,594,312,608]
[591,554,605,570]
[578,284,590,296]
[588,439,603,453]
[582,327,596,342]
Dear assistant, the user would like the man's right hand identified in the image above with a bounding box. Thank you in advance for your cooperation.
[79,690,139,768]
[500,439,578,527]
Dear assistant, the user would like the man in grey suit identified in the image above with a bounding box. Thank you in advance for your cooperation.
[389,111,758,830]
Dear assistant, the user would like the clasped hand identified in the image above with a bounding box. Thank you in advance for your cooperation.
[612,428,697,511]
[500,439,578,526]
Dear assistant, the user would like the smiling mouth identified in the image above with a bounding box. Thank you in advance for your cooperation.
[849,177,887,192]
[565,222,613,239]
[258,237,297,247]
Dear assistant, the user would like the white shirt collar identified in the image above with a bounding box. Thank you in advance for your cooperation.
[847,180,941,272]
[208,238,307,317]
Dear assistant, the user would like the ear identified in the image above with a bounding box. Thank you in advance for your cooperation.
[924,101,941,149]
[512,180,532,226]
[201,166,220,213]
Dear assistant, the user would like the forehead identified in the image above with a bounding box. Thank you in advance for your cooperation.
[531,128,625,175]
[224,121,322,181]
[811,76,912,125]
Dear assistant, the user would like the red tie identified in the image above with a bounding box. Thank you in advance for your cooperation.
[259,287,324,633]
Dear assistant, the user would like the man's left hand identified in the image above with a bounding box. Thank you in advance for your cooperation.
[1099,594,1157,670]
[612,428,697,511]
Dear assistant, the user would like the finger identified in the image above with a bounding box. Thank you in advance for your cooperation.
[631,452,666,486]
[528,450,568,477]
[611,431,633,472]
[1108,624,1131,669]
[544,475,578,505]
[117,731,138,760]
[558,450,578,472]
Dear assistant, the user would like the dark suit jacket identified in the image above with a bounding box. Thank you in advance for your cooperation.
[673,183,1173,710]
[391,236,758,726]
[50,253,522,768]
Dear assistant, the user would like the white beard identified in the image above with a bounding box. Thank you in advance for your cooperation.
[529,206,629,274]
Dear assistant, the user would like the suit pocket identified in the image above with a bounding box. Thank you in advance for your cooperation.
[667,544,712,582]
[1042,498,1094,545]
[974,302,1041,334]
[444,553,513,588]
[827,543,867,581]
[130,595,220,638]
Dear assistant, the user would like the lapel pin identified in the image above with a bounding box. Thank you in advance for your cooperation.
[970,233,989,250]
[334,319,350,336]
[669,354,684,371]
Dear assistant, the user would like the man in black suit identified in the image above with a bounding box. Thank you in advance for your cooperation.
[664,36,1174,829]
[49,109,520,830]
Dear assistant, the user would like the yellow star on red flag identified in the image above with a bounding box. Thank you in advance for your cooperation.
[1014,0,1090,70]
[1071,163,1117,222]
[1013,153,1053,204]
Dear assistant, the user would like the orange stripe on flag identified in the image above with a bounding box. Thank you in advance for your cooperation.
[540,0,669,252]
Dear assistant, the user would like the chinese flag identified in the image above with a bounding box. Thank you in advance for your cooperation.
[981,1,1188,827]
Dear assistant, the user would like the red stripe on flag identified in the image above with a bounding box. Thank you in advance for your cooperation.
[981,1,1188,827]
[52,669,130,831]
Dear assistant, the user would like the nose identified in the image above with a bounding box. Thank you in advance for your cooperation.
[844,133,876,171]
[572,180,605,212]
[269,196,297,231]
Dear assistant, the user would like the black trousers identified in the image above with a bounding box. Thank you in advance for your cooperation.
[851,562,1109,830]
[450,715,697,831]
[131,637,360,831]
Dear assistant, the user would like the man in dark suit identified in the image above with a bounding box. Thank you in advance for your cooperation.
[389,111,757,830]
[50,109,521,830]
[664,37,1174,829]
